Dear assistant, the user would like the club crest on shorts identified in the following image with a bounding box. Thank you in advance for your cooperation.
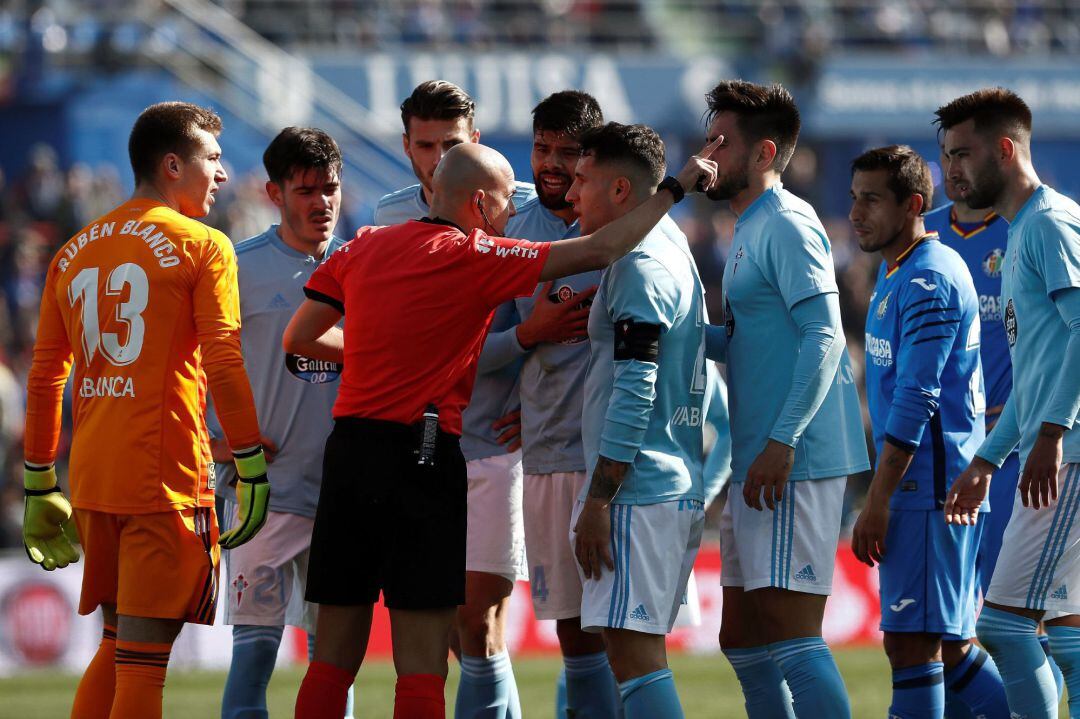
[875,291,891,320]
[232,574,250,606]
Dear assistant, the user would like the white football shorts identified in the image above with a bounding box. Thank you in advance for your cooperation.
[466,450,528,583]
[523,471,588,620]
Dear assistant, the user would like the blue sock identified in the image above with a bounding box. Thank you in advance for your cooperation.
[943,646,1008,719]
[617,668,683,719]
[1047,625,1080,718]
[722,646,796,718]
[1039,633,1066,702]
[222,625,283,719]
[308,631,355,718]
[564,652,620,718]
[768,637,850,719]
[889,663,945,718]
[976,606,1058,718]
[555,668,567,718]
[455,651,520,719]
[943,693,974,719]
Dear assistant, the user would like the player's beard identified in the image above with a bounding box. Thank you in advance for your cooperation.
[961,157,1008,211]
[705,163,751,202]
[534,171,573,211]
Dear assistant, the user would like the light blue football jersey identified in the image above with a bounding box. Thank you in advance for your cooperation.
[374,181,536,461]
[996,185,1080,466]
[507,195,598,475]
[864,235,986,511]
[924,205,1012,418]
[720,184,870,483]
[581,215,706,504]
[210,226,345,518]
[702,364,732,506]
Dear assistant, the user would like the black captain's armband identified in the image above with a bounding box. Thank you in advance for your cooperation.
[613,319,661,362]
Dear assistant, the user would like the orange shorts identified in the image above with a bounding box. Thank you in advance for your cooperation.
[74,507,220,625]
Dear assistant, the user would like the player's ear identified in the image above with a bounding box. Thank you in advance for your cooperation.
[265,180,284,208]
[471,129,481,144]
[611,176,632,205]
[757,140,778,172]
[162,152,182,180]
[909,192,925,218]
[999,136,1016,162]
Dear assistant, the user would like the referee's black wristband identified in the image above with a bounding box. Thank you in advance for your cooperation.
[657,176,685,204]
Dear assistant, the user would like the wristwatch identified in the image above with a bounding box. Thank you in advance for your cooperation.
[657,176,685,204]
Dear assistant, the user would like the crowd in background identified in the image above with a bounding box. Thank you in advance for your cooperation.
[0,139,879,549]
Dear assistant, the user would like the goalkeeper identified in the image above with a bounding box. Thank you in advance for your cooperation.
[22,102,270,719]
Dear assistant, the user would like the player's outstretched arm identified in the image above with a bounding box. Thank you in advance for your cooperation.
[283,298,345,364]
[539,137,721,281]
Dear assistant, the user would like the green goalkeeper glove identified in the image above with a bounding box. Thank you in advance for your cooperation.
[218,447,271,549]
[23,464,81,571]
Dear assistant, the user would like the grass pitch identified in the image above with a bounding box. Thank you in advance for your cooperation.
[0,647,1062,717]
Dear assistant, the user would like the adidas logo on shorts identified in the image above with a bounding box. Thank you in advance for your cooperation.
[268,293,290,310]
[628,604,651,622]
[794,564,818,583]
[1051,585,1069,600]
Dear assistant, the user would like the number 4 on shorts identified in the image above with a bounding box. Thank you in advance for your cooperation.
[531,564,549,602]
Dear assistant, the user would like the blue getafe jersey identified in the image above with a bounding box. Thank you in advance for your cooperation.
[721,184,870,483]
[999,185,1080,466]
[508,195,599,475]
[374,181,536,461]
[925,205,1012,422]
[581,215,706,504]
[210,227,345,518]
[864,235,987,511]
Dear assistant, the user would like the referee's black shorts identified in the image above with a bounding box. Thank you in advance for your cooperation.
[306,416,467,610]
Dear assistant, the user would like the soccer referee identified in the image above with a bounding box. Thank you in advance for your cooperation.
[284,141,719,719]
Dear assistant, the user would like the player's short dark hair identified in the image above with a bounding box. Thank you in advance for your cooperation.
[851,145,934,211]
[262,127,342,185]
[705,81,800,172]
[934,87,1032,143]
[532,91,604,139]
[128,102,223,185]
[578,122,666,187]
[400,80,475,133]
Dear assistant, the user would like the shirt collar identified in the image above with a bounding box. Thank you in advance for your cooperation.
[885,232,938,278]
[735,183,783,228]
[268,224,324,261]
[419,216,467,235]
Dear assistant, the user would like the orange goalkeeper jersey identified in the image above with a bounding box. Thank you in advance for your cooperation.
[24,199,262,514]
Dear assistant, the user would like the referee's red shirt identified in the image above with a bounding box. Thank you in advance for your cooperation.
[304,218,550,434]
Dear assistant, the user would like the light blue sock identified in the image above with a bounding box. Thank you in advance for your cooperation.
[617,668,683,719]
[308,631,355,718]
[890,662,945,718]
[1039,633,1066,702]
[455,651,521,719]
[222,625,283,719]
[943,646,1008,719]
[768,637,850,719]
[563,652,621,718]
[722,646,796,718]
[976,606,1058,718]
[1047,625,1080,718]
[555,668,567,718]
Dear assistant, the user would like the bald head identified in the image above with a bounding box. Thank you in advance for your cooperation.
[430,143,518,234]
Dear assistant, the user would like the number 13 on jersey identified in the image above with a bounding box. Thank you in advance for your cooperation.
[68,263,150,367]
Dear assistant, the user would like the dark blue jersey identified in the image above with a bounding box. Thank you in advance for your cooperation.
[924,205,1011,425]
[864,235,986,510]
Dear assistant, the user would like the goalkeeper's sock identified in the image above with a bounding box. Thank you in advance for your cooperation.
[394,674,445,718]
[943,645,1008,719]
[222,624,283,719]
[889,662,945,718]
[976,607,1058,718]
[109,639,171,719]
[71,623,117,719]
[1039,634,1066,702]
[722,645,796,719]
[564,652,621,718]
[455,650,519,719]
[619,668,684,719]
[768,637,851,719]
[1046,625,1080,718]
[296,661,353,719]
[306,632,356,718]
